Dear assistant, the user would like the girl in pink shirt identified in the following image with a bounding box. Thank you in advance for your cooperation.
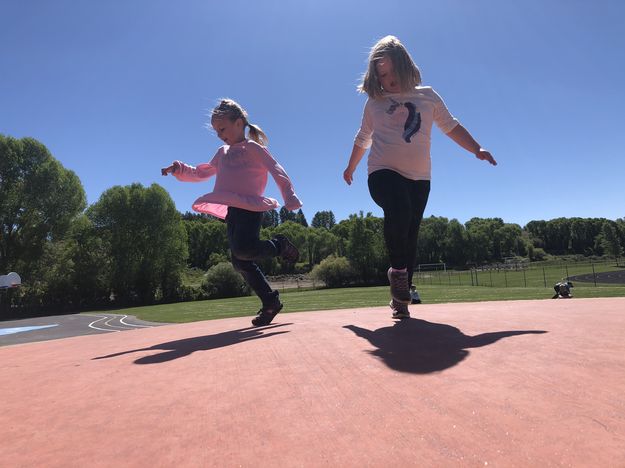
[162,99,302,326]
[343,36,497,319]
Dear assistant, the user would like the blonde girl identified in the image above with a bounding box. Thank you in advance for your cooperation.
[163,99,303,326]
[343,36,497,319]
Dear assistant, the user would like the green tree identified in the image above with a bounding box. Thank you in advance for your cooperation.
[306,227,338,266]
[88,183,188,304]
[331,212,386,281]
[544,218,571,254]
[417,216,449,264]
[294,209,308,227]
[465,227,491,264]
[184,219,228,269]
[345,213,377,283]
[443,219,468,267]
[279,206,296,224]
[331,220,351,257]
[569,218,591,254]
[311,210,336,230]
[616,218,625,252]
[496,223,523,259]
[600,221,623,260]
[310,255,354,288]
[0,135,86,277]
[35,215,111,308]
[465,218,506,262]
[525,220,547,249]
[181,211,219,222]
[526,217,607,256]
[261,209,280,228]
[202,262,251,299]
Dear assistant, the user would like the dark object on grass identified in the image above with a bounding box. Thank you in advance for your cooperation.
[552,280,573,299]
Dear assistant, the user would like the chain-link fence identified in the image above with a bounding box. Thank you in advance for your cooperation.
[413,260,625,288]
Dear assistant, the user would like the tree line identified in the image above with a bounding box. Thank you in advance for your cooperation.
[1,135,624,315]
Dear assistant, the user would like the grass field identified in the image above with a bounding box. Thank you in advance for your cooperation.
[81,260,625,324]
[96,280,625,324]
[413,260,624,288]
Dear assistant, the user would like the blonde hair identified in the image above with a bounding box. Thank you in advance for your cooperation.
[211,98,268,146]
[358,35,422,99]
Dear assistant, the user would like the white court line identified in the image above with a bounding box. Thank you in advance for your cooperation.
[85,315,121,332]
[103,315,136,330]
[83,314,155,332]
[119,315,153,328]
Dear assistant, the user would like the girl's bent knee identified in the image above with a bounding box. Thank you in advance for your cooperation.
[231,247,255,261]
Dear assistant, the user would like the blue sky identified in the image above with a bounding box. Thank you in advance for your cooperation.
[2,0,624,227]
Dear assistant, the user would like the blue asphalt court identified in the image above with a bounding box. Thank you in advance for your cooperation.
[0,313,163,347]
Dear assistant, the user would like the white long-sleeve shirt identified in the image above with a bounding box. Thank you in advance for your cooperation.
[354,86,459,181]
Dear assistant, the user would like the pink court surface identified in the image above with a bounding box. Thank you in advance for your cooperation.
[2,298,625,467]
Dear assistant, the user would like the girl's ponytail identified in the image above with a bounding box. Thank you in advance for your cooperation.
[247,122,268,146]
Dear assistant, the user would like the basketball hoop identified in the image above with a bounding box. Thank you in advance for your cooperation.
[0,272,21,289]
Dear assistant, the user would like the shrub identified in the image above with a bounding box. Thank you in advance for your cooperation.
[310,255,355,288]
[207,252,230,268]
[201,262,251,299]
[175,285,207,302]
[530,247,547,261]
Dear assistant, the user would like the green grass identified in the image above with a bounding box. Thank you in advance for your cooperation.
[87,282,625,324]
[181,267,206,288]
[415,260,624,289]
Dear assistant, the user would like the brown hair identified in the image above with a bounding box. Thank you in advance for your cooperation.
[211,98,268,146]
[358,35,422,99]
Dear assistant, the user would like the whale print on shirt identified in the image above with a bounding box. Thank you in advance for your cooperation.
[402,102,421,143]
[386,98,422,143]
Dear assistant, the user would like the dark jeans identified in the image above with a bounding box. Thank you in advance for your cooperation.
[368,169,430,286]
[226,207,279,305]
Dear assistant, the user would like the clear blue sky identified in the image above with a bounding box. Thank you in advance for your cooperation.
[2,0,624,227]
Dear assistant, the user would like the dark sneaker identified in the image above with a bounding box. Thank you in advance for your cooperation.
[387,267,411,304]
[252,299,283,326]
[389,300,410,319]
[275,234,299,263]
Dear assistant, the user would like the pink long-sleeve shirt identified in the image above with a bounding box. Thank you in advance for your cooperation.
[172,139,302,219]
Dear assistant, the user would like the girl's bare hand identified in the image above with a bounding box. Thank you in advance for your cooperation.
[476,150,497,166]
[161,162,180,176]
[343,168,354,185]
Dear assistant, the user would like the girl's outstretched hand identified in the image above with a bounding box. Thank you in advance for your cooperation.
[343,168,354,185]
[161,162,180,176]
[476,150,497,166]
[284,195,303,211]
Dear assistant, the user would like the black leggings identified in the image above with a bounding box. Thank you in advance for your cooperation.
[368,169,430,284]
[226,207,278,305]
